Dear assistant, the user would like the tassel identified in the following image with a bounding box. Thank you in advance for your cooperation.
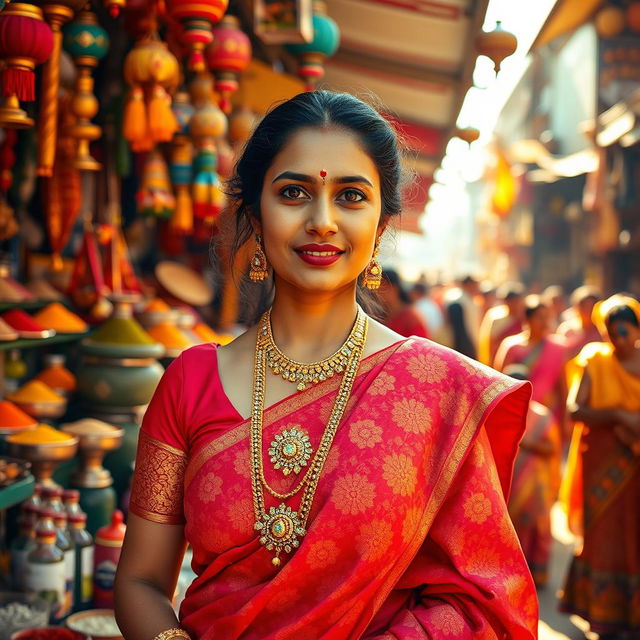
[192,147,224,223]
[123,86,148,146]
[148,85,178,143]
[1,68,35,101]
[170,185,193,234]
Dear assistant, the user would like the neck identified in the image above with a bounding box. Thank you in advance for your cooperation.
[527,329,545,344]
[269,280,360,363]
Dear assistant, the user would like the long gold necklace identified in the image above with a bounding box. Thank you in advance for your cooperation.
[264,308,364,391]
[251,308,368,567]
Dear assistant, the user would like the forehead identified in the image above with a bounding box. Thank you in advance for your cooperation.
[267,127,379,182]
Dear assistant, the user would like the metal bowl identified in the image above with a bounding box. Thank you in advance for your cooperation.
[10,399,67,420]
[7,436,78,462]
[66,609,123,640]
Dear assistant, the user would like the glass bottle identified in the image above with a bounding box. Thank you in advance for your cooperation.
[41,485,65,516]
[25,511,66,624]
[68,512,94,611]
[11,511,36,591]
[53,511,75,616]
[63,489,83,521]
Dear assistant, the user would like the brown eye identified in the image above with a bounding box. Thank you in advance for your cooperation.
[281,186,308,200]
[339,189,366,203]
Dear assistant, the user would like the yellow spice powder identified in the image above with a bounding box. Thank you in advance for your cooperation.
[7,380,65,404]
[7,423,75,444]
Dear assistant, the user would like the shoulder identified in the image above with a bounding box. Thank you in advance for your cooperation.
[547,333,569,348]
[396,337,518,392]
[577,341,613,367]
[177,342,219,369]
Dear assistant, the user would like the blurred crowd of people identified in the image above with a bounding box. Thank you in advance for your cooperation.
[377,270,640,639]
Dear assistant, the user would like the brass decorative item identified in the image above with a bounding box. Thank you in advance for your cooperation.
[7,436,78,487]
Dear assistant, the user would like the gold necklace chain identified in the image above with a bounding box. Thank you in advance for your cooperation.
[250,309,368,567]
[257,308,367,500]
[264,308,364,391]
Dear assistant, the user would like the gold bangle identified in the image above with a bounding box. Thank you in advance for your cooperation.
[152,629,191,640]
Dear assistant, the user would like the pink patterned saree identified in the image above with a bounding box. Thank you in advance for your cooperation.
[130,338,538,639]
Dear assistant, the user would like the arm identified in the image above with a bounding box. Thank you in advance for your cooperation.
[114,515,187,640]
[366,429,538,639]
[568,369,620,427]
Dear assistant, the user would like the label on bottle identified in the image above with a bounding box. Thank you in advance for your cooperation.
[64,549,75,614]
[93,559,117,608]
[81,545,94,604]
[25,559,66,622]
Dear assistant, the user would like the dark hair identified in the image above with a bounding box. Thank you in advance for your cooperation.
[497,281,525,301]
[524,294,546,320]
[227,90,405,257]
[381,268,410,304]
[570,285,601,307]
[606,304,639,328]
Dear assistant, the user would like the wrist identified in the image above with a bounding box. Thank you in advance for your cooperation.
[152,628,191,640]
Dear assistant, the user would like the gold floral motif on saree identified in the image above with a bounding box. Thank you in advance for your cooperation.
[130,430,187,524]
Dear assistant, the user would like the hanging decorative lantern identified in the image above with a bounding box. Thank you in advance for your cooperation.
[455,126,480,147]
[190,98,227,224]
[595,5,626,38]
[136,150,176,219]
[123,37,180,153]
[0,3,54,129]
[169,91,195,235]
[628,2,640,33]
[229,106,257,148]
[36,0,85,177]
[168,0,229,72]
[205,15,252,113]
[284,1,340,91]
[104,0,127,19]
[474,20,517,75]
[62,8,109,170]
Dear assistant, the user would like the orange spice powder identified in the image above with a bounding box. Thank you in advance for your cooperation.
[0,400,38,429]
[33,303,88,334]
[7,423,75,444]
[7,380,66,404]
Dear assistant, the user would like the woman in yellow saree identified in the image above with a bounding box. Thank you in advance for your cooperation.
[560,295,640,636]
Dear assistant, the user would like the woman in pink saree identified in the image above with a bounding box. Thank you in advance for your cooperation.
[114,91,538,640]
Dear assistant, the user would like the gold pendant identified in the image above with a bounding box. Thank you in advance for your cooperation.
[254,503,306,567]
[268,428,313,475]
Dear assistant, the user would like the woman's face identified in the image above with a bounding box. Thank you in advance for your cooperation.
[607,320,640,359]
[527,306,550,335]
[258,126,383,295]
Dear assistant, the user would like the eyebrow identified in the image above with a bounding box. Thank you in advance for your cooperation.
[272,171,373,187]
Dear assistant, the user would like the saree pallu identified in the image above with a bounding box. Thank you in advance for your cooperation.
[560,343,640,634]
[508,402,562,587]
[130,338,538,639]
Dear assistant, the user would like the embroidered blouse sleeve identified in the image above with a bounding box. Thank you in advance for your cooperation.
[366,428,538,639]
[129,355,187,525]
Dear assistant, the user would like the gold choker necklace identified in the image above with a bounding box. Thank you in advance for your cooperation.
[251,307,368,567]
[262,308,366,391]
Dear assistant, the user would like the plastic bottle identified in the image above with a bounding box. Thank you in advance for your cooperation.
[68,511,94,611]
[11,511,36,591]
[93,509,126,608]
[53,511,75,616]
[63,489,83,522]
[25,512,66,623]
[21,484,42,518]
[41,485,65,517]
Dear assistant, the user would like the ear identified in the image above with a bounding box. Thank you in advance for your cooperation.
[376,218,389,241]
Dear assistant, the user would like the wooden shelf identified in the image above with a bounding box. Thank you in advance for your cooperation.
[0,332,87,352]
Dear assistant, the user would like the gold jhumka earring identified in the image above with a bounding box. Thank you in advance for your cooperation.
[249,234,269,282]
[362,241,382,289]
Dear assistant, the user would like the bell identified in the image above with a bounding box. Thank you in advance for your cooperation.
[0,94,34,129]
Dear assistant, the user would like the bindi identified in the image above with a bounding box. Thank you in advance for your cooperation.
[320,170,327,185]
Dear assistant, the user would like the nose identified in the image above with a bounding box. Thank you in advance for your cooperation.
[305,194,338,237]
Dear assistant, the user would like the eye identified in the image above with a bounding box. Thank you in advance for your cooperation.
[338,188,367,203]
[280,185,309,200]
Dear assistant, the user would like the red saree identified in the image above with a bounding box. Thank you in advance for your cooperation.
[130,338,538,639]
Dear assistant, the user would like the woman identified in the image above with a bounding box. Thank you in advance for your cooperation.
[114,91,537,640]
[560,295,640,637]
[494,295,569,438]
[504,365,562,589]
[378,269,429,338]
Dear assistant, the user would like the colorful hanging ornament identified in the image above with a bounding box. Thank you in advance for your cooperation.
[168,0,229,72]
[62,8,109,170]
[455,126,480,147]
[136,149,176,219]
[228,106,257,148]
[43,92,82,270]
[0,3,54,129]
[474,20,517,75]
[189,93,227,225]
[123,37,180,153]
[169,91,195,235]
[99,224,143,295]
[105,0,127,19]
[36,0,85,177]
[205,15,252,113]
[284,1,340,91]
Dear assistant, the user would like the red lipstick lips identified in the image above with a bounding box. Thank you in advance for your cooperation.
[295,244,344,266]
